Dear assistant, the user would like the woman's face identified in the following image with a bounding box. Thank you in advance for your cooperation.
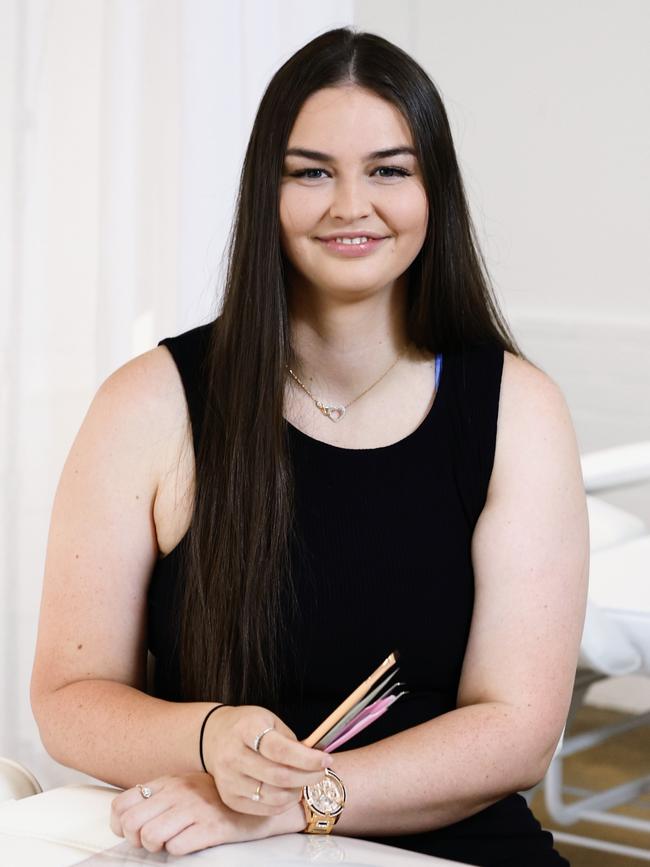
[279,85,429,303]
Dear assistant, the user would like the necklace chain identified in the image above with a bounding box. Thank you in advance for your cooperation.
[285,347,407,422]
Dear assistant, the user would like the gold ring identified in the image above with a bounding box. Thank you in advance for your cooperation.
[136,784,153,799]
[251,781,263,802]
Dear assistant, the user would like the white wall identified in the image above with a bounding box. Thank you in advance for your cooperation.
[357,0,649,319]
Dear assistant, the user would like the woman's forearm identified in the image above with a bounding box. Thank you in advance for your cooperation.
[291,701,552,838]
[33,684,551,840]
[32,679,217,789]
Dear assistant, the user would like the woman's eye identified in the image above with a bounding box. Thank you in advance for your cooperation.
[291,168,329,179]
[375,167,411,178]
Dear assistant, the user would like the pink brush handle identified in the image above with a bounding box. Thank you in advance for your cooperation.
[324,695,396,752]
[328,694,392,741]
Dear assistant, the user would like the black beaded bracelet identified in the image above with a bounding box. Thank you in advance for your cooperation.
[199,704,230,773]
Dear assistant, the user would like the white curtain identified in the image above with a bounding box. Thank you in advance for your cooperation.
[1,0,353,789]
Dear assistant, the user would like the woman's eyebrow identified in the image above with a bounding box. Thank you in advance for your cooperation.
[284,146,416,161]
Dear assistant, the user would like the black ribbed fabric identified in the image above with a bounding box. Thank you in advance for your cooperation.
[147,321,568,866]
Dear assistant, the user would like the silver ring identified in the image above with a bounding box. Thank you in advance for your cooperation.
[251,781,263,802]
[253,725,274,752]
[136,784,153,799]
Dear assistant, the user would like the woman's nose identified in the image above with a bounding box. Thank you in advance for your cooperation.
[328,177,372,223]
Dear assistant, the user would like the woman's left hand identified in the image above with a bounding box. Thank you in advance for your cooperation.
[110,772,300,855]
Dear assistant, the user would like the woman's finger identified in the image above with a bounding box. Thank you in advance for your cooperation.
[139,807,194,854]
[249,726,329,774]
[242,739,329,790]
[165,823,206,857]
[214,743,324,813]
[110,779,172,847]
[214,770,299,816]
[111,777,169,815]
[115,799,171,848]
[242,772,302,808]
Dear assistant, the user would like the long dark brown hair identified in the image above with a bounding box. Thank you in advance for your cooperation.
[175,26,528,711]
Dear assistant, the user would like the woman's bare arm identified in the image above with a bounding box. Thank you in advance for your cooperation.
[30,348,218,788]
[279,351,589,837]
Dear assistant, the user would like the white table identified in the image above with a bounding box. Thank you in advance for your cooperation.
[0,785,469,866]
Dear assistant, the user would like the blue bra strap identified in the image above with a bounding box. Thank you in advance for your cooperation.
[434,353,443,391]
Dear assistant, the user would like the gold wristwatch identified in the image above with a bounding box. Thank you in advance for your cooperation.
[300,767,346,833]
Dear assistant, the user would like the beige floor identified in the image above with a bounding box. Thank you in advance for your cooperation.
[530,706,650,866]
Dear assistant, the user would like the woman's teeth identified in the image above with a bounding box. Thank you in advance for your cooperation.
[336,237,370,245]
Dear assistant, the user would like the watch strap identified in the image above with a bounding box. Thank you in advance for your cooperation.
[301,802,340,833]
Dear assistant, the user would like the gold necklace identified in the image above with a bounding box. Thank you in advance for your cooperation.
[285,347,406,422]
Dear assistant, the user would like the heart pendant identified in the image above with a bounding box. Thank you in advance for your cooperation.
[319,404,346,422]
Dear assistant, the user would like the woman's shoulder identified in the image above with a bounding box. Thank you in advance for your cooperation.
[492,349,579,497]
[97,344,196,556]
[101,343,190,440]
[103,319,215,442]
[96,343,195,499]
[501,349,565,412]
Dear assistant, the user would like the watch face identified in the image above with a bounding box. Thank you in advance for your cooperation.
[306,770,345,815]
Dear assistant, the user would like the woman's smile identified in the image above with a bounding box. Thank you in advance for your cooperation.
[316,236,390,257]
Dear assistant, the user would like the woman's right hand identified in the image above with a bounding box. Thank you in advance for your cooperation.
[201,704,333,816]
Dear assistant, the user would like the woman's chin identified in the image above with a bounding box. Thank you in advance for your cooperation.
[312,281,387,301]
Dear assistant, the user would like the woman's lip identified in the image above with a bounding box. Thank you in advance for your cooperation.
[316,237,389,257]
[316,234,387,241]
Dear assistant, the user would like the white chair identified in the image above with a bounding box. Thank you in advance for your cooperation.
[540,441,650,861]
[0,758,42,803]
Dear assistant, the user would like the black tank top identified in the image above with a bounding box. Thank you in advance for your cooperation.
[147,322,568,866]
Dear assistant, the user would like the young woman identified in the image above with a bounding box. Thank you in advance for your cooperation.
[31,27,588,865]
